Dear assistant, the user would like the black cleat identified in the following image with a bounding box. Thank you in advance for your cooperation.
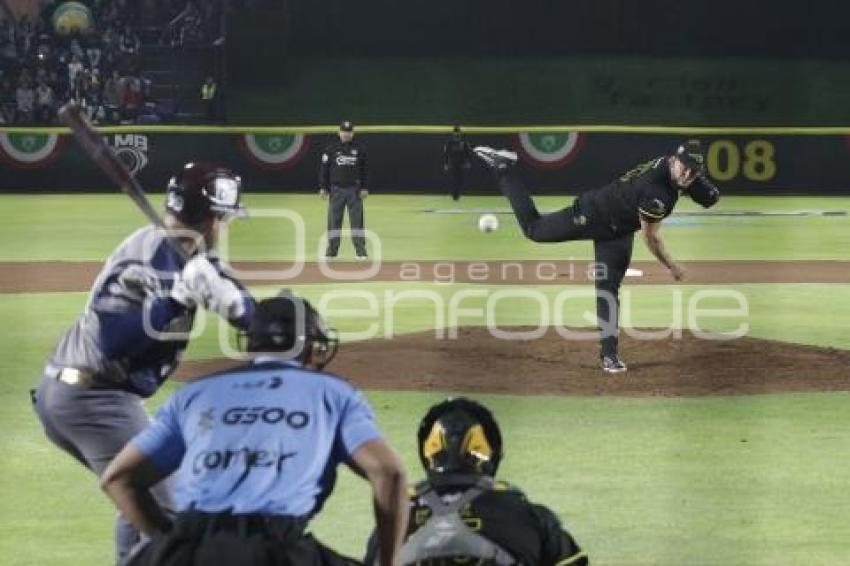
[473,146,518,171]
[600,355,627,374]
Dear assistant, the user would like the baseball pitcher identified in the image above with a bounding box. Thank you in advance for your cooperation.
[475,141,720,373]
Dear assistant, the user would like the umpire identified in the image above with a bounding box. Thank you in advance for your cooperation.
[101,292,409,566]
[364,397,587,566]
[443,124,473,201]
[320,120,369,259]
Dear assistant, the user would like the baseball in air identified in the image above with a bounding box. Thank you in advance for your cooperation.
[478,213,499,233]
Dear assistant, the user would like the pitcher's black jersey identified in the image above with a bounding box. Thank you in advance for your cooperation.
[575,157,679,236]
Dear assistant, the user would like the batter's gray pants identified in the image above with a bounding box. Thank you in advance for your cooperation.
[33,370,174,565]
[326,185,367,256]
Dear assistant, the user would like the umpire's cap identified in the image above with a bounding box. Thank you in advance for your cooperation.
[340,120,354,132]
[674,139,706,173]
[242,291,339,368]
[418,397,503,478]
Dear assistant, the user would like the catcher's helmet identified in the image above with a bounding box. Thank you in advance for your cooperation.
[165,162,245,225]
[241,291,339,368]
[418,397,503,478]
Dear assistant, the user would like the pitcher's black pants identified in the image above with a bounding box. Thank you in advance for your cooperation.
[498,172,633,358]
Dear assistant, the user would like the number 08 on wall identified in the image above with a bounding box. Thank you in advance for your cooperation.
[706,139,776,182]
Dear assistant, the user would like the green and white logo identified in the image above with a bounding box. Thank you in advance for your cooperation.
[239,133,309,170]
[516,132,584,169]
[0,133,63,167]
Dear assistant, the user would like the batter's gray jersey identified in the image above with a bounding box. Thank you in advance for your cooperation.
[50,225,253,397]
[50,225,195,396]
[35,223,255,564]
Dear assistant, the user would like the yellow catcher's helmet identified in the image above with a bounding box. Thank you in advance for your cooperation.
[418,398,503,477]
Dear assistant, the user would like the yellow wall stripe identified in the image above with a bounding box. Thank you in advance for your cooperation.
[2,125,850,135]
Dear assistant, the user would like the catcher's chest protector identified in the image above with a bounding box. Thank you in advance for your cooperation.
[397,479,517,565]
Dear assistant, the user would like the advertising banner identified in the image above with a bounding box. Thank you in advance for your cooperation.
[1,131,847,195]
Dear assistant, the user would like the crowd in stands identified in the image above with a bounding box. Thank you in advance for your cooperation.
[0,0,225,126]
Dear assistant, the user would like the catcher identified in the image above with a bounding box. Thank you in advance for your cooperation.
[364,397,588,565]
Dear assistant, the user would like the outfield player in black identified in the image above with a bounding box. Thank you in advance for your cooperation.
[364,397,587,565]
[320,120,369,259]
[443,124,474,201]
[475,141,720,373]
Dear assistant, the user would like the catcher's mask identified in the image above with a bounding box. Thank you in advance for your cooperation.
[417,398,503,478]
[238,291,339,369]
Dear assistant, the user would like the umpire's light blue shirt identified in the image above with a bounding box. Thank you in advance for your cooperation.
[131,357,382,517]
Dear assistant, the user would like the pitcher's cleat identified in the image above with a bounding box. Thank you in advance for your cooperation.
[600,355,628,374]
[473,146,518,171]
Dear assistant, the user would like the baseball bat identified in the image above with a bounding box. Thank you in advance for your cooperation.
[58,102,188,259]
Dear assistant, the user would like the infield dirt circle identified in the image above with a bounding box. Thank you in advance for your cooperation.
[7,260,850,397]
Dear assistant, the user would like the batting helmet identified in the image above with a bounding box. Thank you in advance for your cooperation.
[165,162,245,225]
[241,291,339,368]
[418,398,503,478]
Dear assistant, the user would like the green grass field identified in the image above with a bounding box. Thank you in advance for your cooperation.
[1,194,849,565]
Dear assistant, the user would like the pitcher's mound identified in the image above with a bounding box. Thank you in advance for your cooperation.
[179,327,850,397]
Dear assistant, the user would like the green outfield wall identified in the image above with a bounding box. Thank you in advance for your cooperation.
[1,128,849,194]
[227,57,850,127]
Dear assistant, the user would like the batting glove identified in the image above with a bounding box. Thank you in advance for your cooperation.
[172,255,246,320]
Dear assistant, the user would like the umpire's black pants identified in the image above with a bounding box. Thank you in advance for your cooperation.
[447,163,469,200]
[326,184,367,256]
[128,512,359,566]
[498,172,633,358]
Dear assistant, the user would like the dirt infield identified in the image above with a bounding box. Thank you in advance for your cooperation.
[175,327,850,397]
[9,259,849,397]
[1,260,848,293]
